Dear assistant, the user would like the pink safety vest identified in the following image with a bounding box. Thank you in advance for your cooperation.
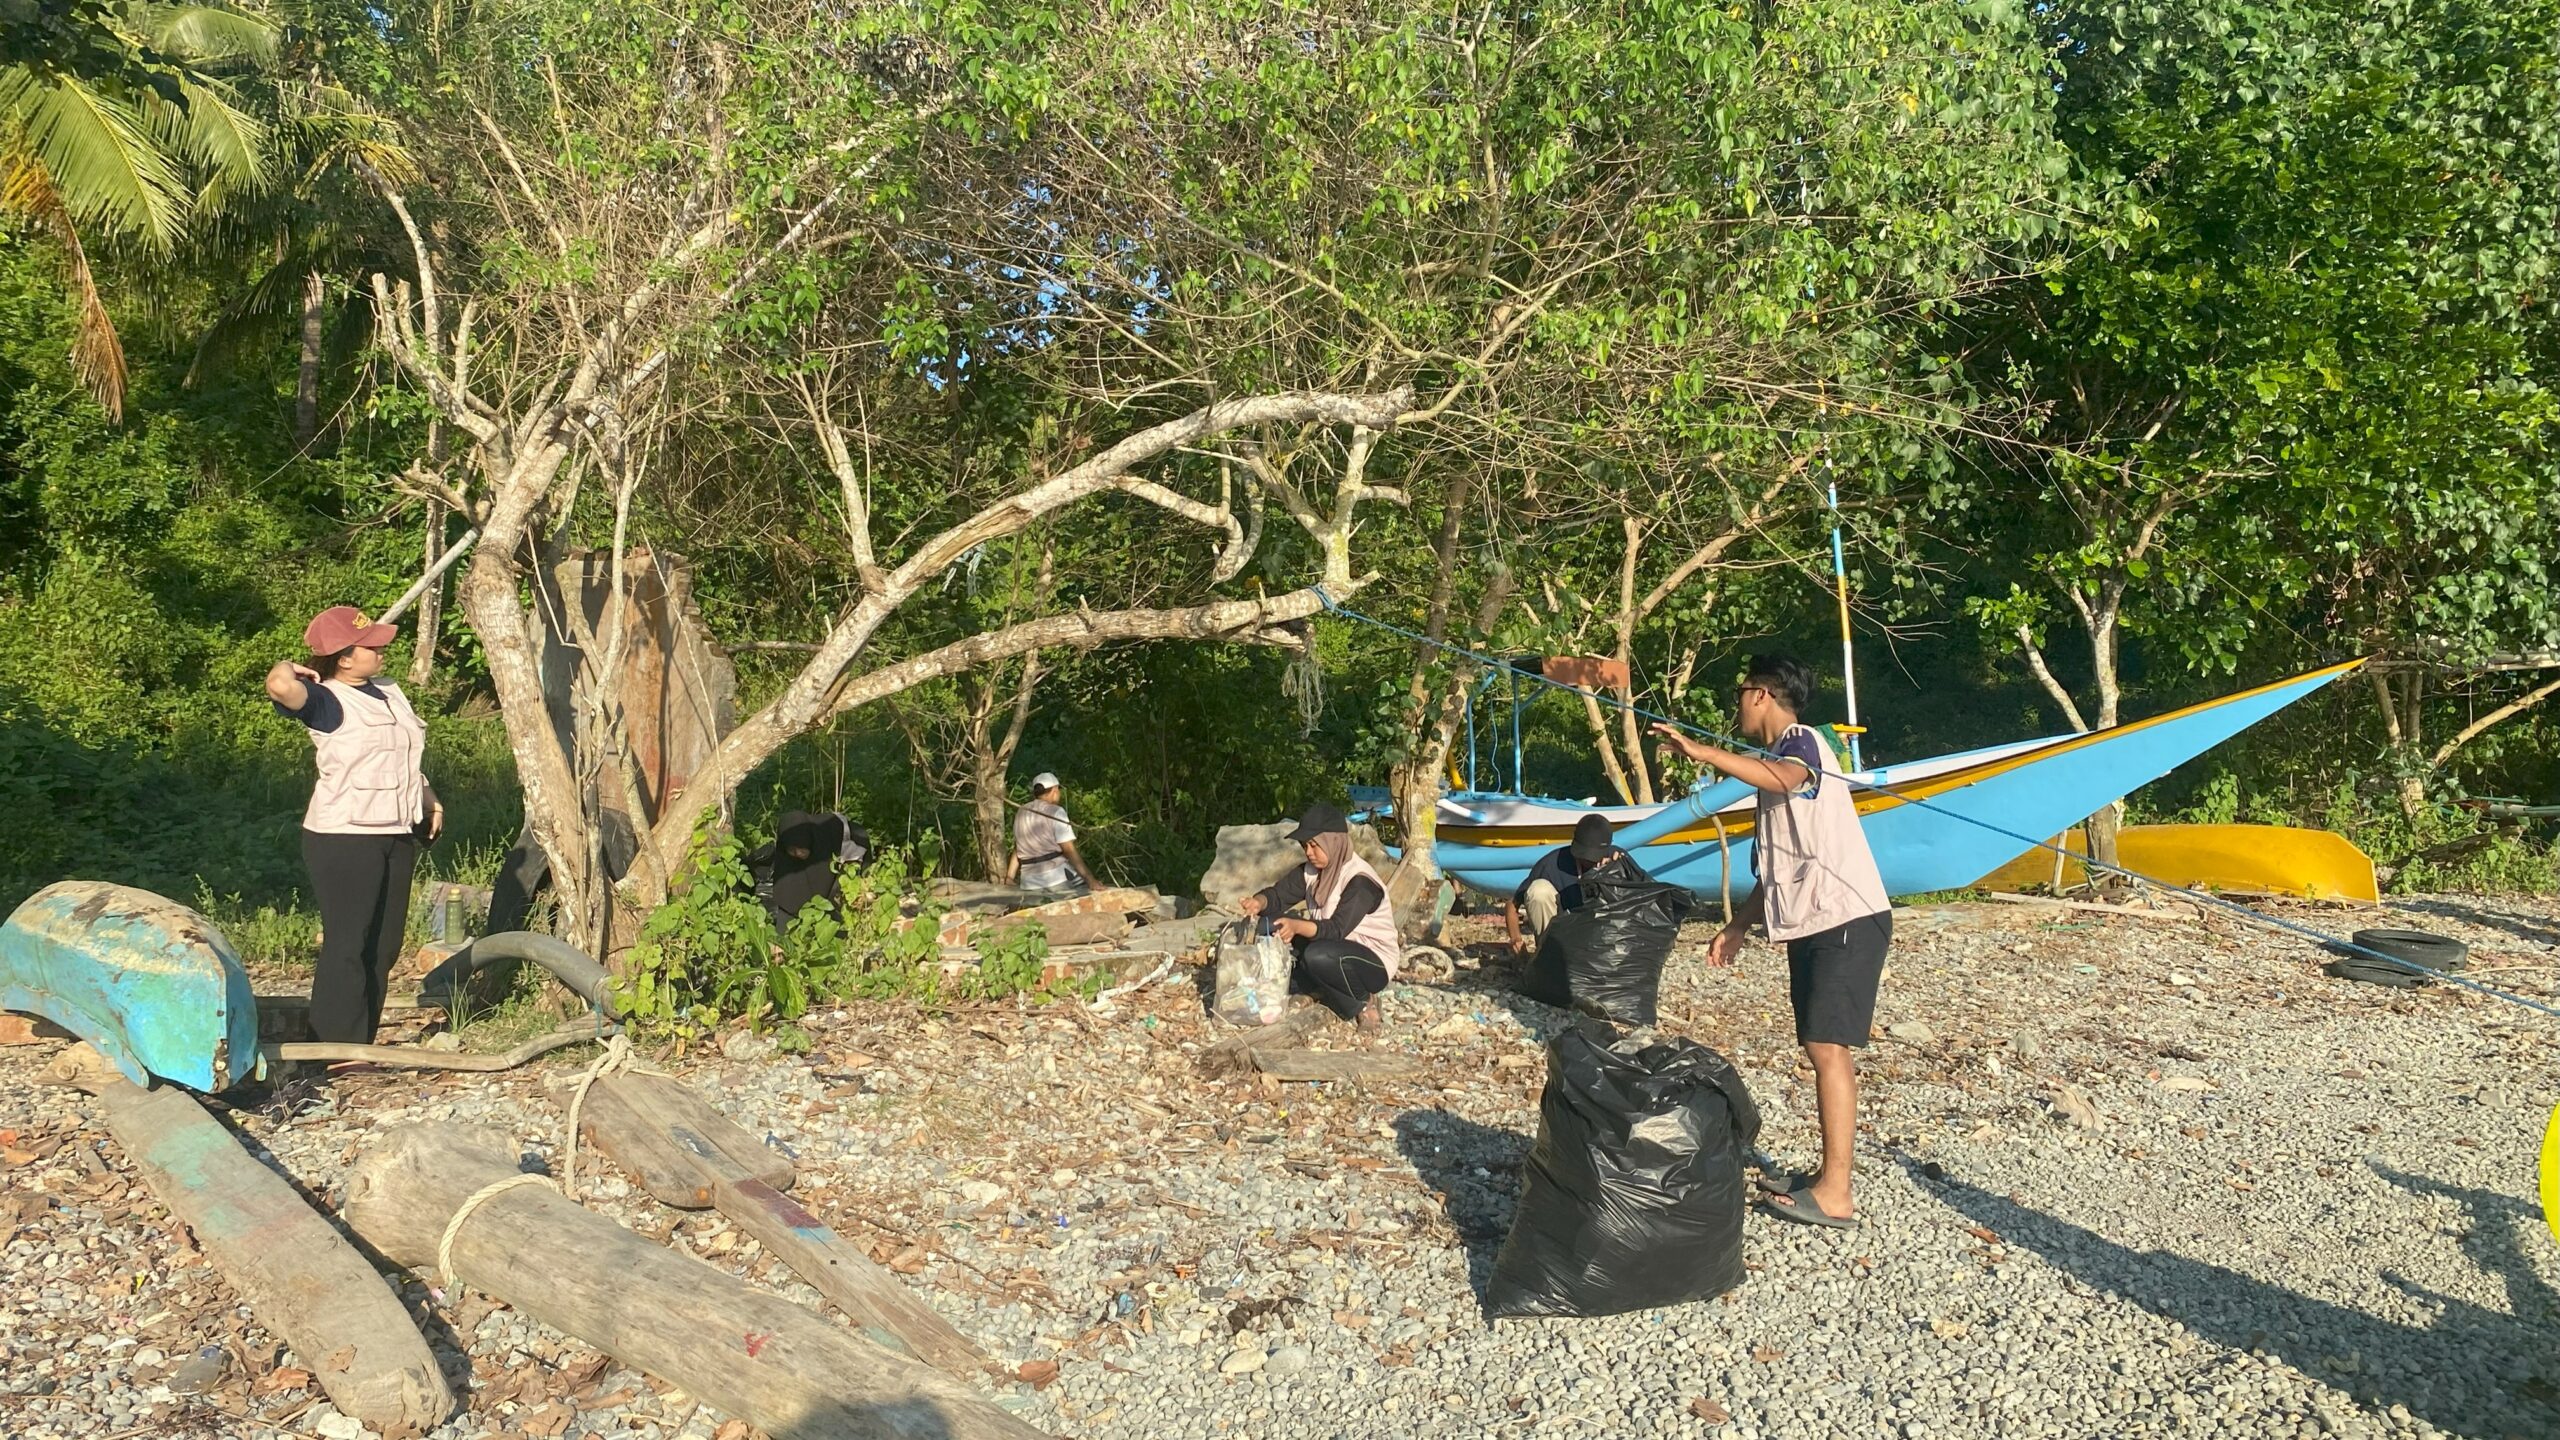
[1304,850,1403,977]
[302,680,429,834]
[1755,723,1890,942]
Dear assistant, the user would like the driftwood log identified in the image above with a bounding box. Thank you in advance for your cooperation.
[343,1125,1044,1440]
[1245,1049,1421,1083]
[48,1046,454,1430]
[576,1073,985,1375]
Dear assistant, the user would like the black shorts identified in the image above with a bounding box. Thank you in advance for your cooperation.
[1785,911,1893,1048]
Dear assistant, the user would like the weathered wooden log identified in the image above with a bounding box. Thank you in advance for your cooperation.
[577,1073,986,1375]
[1196,1004,1332,1076]
[52,1046,453,1430]
[1245,1049,1422,1083]
[344,1125,1044,1440]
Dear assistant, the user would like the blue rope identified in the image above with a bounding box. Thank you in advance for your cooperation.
[1311,588,2560,1023]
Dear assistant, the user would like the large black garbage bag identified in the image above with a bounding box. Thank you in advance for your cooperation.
[1485,1027,1761,1319]
[1519,862,1693,1026]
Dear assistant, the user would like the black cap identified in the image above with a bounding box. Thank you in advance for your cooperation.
[1286,803,1349,843]
[1570,813,1615,862]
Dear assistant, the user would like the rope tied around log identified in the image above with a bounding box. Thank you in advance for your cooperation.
[562,1031,668,1199]
[437,1173,557,1288]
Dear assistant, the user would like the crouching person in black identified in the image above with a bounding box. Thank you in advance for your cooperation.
[749,810,871,928]
[1237,804,1402,1030]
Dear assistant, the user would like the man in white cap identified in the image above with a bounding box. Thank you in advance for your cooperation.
[1009,772,1097,893]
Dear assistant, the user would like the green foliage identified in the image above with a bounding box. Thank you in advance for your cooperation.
[617,819,1090,1044]
[617,820,785,1042]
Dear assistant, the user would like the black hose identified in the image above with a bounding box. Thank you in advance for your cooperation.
[417,930,620,1021]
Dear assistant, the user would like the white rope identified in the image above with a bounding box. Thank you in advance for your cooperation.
[437,1173,556,1288]
[561,1031,665,1199]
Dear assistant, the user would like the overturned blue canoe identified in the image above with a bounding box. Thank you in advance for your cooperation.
[0,881,263,1092]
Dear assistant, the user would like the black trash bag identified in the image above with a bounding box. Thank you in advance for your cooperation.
[1485,1027,1761,1319]
[1519,860,1693,1026]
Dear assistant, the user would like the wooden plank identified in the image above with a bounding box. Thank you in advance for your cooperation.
[713,1174,986,1376]
[578,1073,793,1208]
[1246,1050,1421,1083]
[984,911,1129,947]
[580,1074,984,1376]
[57,1047,453,1431]
[1015,887,1159,920]
[344,1125,1042,1440]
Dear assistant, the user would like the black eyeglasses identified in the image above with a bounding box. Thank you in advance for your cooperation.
[1737,686,1769,702]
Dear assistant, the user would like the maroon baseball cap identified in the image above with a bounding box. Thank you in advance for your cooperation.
[304,605,396,654]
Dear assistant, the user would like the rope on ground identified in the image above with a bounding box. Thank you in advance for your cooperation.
[437,1173,556,1288]
[1310,588,2560,1024]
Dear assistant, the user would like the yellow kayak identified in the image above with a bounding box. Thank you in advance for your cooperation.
[1973,823,2380,903]
[2543,1104,2559,1245]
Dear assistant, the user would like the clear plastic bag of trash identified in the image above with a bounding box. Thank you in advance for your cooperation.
[1213,917,1292,1025]
[1485,1025,1761,1319]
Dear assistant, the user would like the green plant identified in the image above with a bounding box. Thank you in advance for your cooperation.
[191,879,317,970]
[616,819,783,1041]
[2179,772,2243,827]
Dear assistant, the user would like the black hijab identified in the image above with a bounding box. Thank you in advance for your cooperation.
[763,809,845,924]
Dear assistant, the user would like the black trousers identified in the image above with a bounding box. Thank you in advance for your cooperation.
[1292,938,1390,1021]
[303,830,418,1044]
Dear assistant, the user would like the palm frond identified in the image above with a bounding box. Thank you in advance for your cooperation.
[149,72,269,195]
[0,158,129,419]
[306,129,418,188]
[135,5,279,67]
[0,69,188,250]
[65,223,129,421]
[183,249,307,384]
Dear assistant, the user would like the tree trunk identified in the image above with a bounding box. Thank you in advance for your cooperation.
[408,501,446,688]
[2085,608,2125,871]
[294,270,324,447]
[2368,665,2429,818]
[458,445,603,943]
[1387,467,1485,872]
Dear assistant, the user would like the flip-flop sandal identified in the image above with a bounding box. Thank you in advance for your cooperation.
[1754,1169,1813,1197]
[1761,1182,1858,1230]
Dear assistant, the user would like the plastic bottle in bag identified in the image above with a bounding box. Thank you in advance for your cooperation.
[1214,918,1293,1025]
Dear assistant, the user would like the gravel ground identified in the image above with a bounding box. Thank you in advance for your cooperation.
[3,892,2556,1440]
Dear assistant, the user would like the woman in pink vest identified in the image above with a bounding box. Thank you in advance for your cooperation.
[1238,804,1400,1030]
[1653,653,1890,1230]
[262,606,442,1045]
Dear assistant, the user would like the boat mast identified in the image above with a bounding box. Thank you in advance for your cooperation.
[1828,470,1865,769]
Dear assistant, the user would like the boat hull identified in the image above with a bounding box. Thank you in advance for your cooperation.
[0,881,263,1092]
[1972,823,2380,903]
[1433,662,2362,901]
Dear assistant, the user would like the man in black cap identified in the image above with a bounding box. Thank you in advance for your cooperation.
[1505,812,1633,955]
